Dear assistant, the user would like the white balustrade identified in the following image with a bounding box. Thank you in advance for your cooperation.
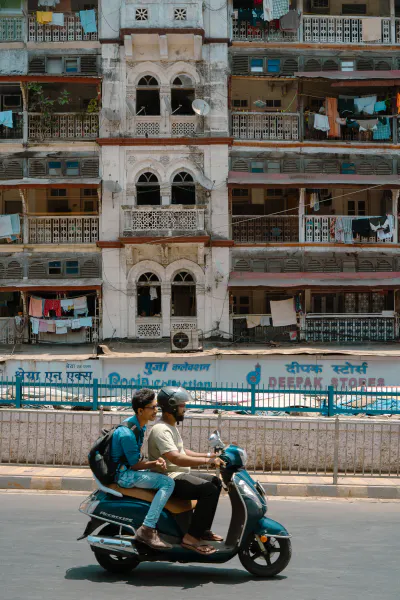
[28,113,99,140]
[28,12,97,42]
[231,112,299,141]
[171,115,198,137]
[135,117,162,137]
[0,16,23,41]
[304,215,395,244]
[303,16,391,44]
[27,216,99,244]
[122,208,205,234]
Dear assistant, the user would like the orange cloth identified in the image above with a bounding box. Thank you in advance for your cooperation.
[37,11,53,24]
[29,297,43,318]
[326,97,341,138]
[397,93,400,115]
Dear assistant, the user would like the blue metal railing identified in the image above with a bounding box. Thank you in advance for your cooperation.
[1,377,400,415]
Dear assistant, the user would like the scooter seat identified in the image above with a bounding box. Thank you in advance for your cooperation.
[109,484,197,514]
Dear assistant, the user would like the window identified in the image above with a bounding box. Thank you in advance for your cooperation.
[171,75,195,115]
[232,188,249,197]
[341,60,354,72]
[0,0,22,13]
[250,58,264,73]
[46,57,63,74]
[50,189,67,197]
[172,271,196,317]
[311,0,329,7]
[136,172,161,206]
[265,99,281,108]
[4,200,22,214]
[267,59,280,73]
[48,189,68,213]
[232,99,248,108]
[136,75,160,116]
[66,161,79,176]
[48,161,62,176]
[135,8,148,20]
[137,272,161,316]
[251,161,264,173]
[172,171,195,205]
[174,7,187,20]
[65,58,79,74]
[342,3,366,14]
[83,188,97,196]
[232,295,251,315]
[49,261,62,275]
[348,200,366,216]
[66,261,79,276]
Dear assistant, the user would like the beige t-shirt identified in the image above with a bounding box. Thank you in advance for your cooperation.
[148,422,191,478]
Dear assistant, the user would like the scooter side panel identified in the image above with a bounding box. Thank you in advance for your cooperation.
[256,516,290,537]
[92,496,182,538]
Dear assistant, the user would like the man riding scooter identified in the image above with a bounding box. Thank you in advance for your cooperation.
[148,386,225,555]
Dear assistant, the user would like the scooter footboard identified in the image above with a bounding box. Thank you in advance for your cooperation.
[255,516,290,538]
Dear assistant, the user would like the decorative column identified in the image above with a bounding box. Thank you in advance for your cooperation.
[126,283,137,339]
[299,188,305,243]
[392,189,399,243]
[161,282,171,337]
[297,0,304,42]
[196,283,206,336]
[160,85,171,136]
[160,183,171,206]
[390,0,396,44]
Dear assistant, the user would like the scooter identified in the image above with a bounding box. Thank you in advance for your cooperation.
[78,431,292,577]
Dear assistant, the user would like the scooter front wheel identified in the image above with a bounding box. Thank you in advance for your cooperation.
[239,533,292,577]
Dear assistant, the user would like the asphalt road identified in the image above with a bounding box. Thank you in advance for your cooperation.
[1,492,399,600]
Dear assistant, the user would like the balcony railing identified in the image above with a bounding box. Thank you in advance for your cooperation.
[232,315,299,343]
[0,317,28,344]
[232,17,298,42]
[0,16,23,41]
[28,12,98,42]
[171,115,198,137]
[122,208,205,234]
[305,117,394,143]
[232,112,299,141]
[27,216,99,244]
[232,215,299,243]
[0,113,23,140]
[28,113,99,140]
[304,215,395,244]
[31,316,100,344]
[305,314,398,343]
[303,16,391,44]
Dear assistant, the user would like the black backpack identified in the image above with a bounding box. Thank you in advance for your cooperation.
[88,421,140,485]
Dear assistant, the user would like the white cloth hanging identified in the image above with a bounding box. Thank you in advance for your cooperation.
[149,286,158,300]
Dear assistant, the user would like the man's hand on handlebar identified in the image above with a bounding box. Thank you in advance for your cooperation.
[207,456,226,468]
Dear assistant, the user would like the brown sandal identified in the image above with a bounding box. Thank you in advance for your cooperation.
[201,530,223,542]
[181,542,217,555]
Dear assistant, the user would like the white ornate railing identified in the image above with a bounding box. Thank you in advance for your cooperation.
[232,17,298,42]
[305,314,398,342]
[303,16,391,44]
[0,16,23,41]
[171,115,198,137]
[135,117,161,137]
[231,112,299,141]
[232,215,299,243]
[28,113,99,140]
[122,208,205,234]
[28,11,98,42]
[136,317,162,339]
[27,216,99,244]
[304,215,395,244]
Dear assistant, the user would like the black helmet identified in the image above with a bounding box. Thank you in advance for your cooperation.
[157,387,192,416]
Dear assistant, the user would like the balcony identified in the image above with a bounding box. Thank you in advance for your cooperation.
[232,112,299,141]
[232,215,299,243]
[304,216,397,244]
[28,113,99,140]
[232,16,299,42]
[0,113,23,141]
[232,314,299,343]
[28,12,98,43]
[0,16,23,41]
[134,116,200,137]
[305,314,398,343]
[122,207,205,236]
[27,216,99,244]
[303,16,392,44]
[305,116,395,144]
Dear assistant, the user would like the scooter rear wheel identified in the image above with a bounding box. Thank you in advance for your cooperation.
[239,533,292,577]
[91,524,139,574]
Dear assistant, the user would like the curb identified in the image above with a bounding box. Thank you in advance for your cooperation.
[1,475,399,499]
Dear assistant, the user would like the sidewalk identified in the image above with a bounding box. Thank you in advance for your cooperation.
[0,465,399,498]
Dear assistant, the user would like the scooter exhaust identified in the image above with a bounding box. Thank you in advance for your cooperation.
[88,534,139,556]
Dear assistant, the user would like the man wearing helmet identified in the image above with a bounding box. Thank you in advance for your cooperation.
[148,386,224,555]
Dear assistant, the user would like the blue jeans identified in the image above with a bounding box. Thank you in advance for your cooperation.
[116,465,175,529]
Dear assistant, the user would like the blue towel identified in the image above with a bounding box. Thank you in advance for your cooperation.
[374,101,387,113]
[74,307,88,318]
[0,111,13,128]
[10,214,20,236]
[79,10,97,34]
[79,316,92,327]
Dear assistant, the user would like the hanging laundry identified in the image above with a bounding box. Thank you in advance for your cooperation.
[336,117,346,126]
[376,215,394,240]
[352,218,371,239]
[149,287,158,301]
[38,0,61,5]
[263,0,273,22]
[43,299,61,317]
[254,0,263,5]
[0,215,12,238]
[73,296,87,310]
[29,297,44,318]
[260,316,271,326]
[0,111,13,128]
[55,324,68,334]
[79,316,93,327]
[279,10,301,31]
[37,11,53,24]
[397,93,400,115]
[326,97,340,138]
[354,95,377,115]
[251,8,264,25]
[31,318,39,335]
[246,315,261,329]
[71,318,81,330]
[361,17,382,42]
[60,298,74,312]
[357,119,378,132]
[313,113,330,132]
[237,8,252,24]
[270,298,297,327]
[373,118,391,140]
[335,217,354,243]
[370,216,387,229]
[272,0,289,20]
[374,101,387,113]
[79,9,97,34]
[51,13,64,26]
[46,321,56,333]
[39,320,48,333]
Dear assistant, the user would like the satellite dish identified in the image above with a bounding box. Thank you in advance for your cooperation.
[192,99,210,116]
[103,108,120,122]
[103,180,122,194]
[126,99,135,116]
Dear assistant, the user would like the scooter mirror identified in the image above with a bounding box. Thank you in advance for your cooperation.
[209,430,223,448]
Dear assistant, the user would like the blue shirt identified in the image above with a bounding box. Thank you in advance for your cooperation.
[110,415,145,467]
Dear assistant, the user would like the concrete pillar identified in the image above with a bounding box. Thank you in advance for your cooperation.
[161,283,171,337]
[297,0,304,42]
[299,188,305,242]
[160,184,171,206]
[390,0,396,43]
[127,284,137,338]
[196,283,206,335]
[392,189,399,243]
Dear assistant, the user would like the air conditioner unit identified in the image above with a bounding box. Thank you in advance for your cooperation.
[170,330,202,353]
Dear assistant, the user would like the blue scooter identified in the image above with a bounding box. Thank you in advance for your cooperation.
[79,431,292,577]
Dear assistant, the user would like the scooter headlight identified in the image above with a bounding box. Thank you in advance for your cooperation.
[237,479,263,509]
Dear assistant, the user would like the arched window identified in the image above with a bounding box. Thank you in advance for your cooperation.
[171,271,196,317]
[137,272,161,316]
[136,75,160,116]
[172,171,196,205]
[136,172,160,206]
[171,75,195,115]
